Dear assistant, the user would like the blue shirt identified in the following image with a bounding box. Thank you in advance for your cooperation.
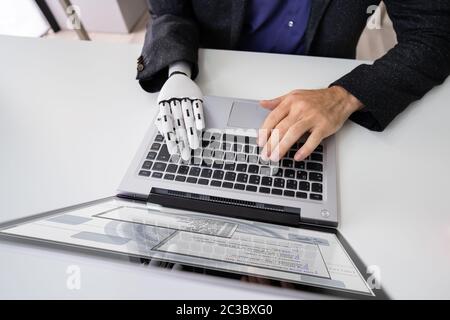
[238,0,312,55]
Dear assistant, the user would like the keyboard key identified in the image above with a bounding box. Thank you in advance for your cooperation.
[274,169,283,177]
[223,182,233,188]
[282,159,293,168]
[299,181,310,191]
[198,178,209,185]
[260,166,272,176]
[156,145,171,161]
[284,169,295,179]
[138,170,150,177]
[201,168,213,178]
[234,183,245,190]
[237,173,248,183]
[236,153,247,162]
[152,172,163,179]
[274,178,285,188]
[210,180,222,187]
[296,192,307,199]
[261,177,273,186]
[212,162,224,169]
[309,172,323,182]
[284,190,295,197]
[286,180,298,190]
[187,177,197,184]
[147,152,157,160]
[259,187,271,194]
[175,175,186,182]
[248,165,259,174]
[152,162,167,172]
[177,165,189,175]
[150,143,161,151]
[307,162,323,172]
[248,155,259,163]
[213,170,224,180]
[312,183,323,193]
[310,193,323,201]
[224,163,236,171]
[272,188,283,195]
[166,164,178,173]
[164,174,175,180]
[213,150,224,160]
[154,134,164,142]
[294,161,305,169]
[246,185,257,192]
[224,152,235,161]
[202,131,211,140]
[236,163,247,172]
[315,145,324,153]
[297,170,308,180]
[249,175,260,185]
[224,172,236,181]
[189,167,201,177]
[142,161,153,170]
[311,153,323,162]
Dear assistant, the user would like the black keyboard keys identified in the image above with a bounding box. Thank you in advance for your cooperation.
[164,174,175,180]
[139,170,150,177]
[166,164,178,173]
[175,175,186,182]
[156,144,171,161]
[310,193,323,201]
[152,162,166,172]
[236,173,248,183]
[177,165,189,175]
[307,162,323,172]
[224,172,236,181]
[188,167,201,177]
[248,165,259,174]
[142,161,152,170]
[236,163,247,172]
[147,152,157,160]
[152,172,163,179]
[286,180,297,190]
[213,170,224,180]
[312,183,323,193]
[311,153,323,162]
[299,181,310,191]
[274,178,285,188]
[309,172,323,182]
[261,177,273,186]
[249,175,260,185]
[201,168,213,178]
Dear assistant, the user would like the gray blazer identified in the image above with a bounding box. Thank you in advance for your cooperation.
[137,0,450,132]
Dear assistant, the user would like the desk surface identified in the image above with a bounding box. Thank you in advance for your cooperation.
[0,35,449,299]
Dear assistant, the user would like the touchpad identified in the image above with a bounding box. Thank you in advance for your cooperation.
[227,101,269,129]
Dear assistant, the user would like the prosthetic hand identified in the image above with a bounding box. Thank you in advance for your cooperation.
[156,61,204,161]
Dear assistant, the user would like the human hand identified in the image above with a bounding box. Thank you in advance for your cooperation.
[156,63,204,161]
[257,86,362,162]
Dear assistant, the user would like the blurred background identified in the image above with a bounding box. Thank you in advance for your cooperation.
[0,0,397,61]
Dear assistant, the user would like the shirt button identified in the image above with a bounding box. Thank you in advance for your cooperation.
[288,20,294,28]
[137,63,145,72]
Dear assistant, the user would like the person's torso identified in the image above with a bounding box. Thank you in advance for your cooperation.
[190,0,381,59]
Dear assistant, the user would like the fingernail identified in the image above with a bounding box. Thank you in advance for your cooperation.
[260,150,270,162]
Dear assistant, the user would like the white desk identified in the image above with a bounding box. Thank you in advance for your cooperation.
[0,35,449,299]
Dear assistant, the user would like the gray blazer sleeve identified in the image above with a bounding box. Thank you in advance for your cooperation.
[137,0,200,93]
[332,0,450,131]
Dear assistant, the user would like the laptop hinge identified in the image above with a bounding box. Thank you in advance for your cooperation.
[147,187,301,227]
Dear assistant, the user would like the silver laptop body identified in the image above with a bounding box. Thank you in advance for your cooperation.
[118,96,338,227]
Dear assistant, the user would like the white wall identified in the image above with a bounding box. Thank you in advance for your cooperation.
[0,0,49,37]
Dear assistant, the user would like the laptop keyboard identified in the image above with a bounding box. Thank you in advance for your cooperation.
[138,132,324,201]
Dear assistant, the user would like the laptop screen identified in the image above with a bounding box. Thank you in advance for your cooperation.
[0,197,376,298]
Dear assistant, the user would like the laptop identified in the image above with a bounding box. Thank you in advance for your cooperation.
[0,96,387,298]
[118,96,338,228]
